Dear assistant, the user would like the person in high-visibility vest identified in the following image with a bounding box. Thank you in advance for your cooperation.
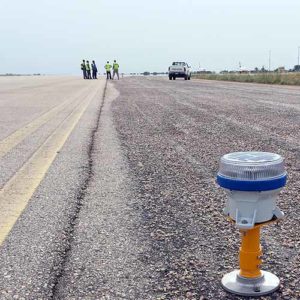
[81,60,87,79]
[105,61,112,80]
[86,60,92,79]
[112,60,120,80]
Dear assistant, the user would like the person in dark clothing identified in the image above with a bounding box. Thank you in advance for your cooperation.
[86,60,92,79]
[92,60,98,79]
[81,60,87,79]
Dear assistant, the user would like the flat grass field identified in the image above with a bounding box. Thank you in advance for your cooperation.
[193,72,300,86]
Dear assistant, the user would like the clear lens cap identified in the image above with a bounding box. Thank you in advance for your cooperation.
[218,152,286,181]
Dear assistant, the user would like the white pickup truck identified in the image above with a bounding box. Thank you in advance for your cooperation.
[168,62,191,80]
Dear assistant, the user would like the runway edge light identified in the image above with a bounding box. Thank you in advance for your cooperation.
[216,151,287,296]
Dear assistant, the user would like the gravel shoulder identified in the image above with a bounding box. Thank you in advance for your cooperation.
[110,77,300,300]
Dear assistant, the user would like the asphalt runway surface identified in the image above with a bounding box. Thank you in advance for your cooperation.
[0,76,299,300]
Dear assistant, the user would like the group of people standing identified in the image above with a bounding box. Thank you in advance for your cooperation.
[105,60,120,80]
[81,60,98,79]
[80,59,120,80]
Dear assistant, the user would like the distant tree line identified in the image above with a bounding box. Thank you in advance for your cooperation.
[0,73,41,76]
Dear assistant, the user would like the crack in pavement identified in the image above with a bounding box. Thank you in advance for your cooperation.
[51,81,108,299]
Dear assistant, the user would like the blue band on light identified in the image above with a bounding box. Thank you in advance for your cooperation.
[217,174,287,191]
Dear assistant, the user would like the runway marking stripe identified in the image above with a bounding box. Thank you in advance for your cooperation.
[0,86,100,245]
[0,86,90,160]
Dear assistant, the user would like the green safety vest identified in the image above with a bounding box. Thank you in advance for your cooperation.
[86,63,91,71]
[105,64,112,71]
[113,63,119,70]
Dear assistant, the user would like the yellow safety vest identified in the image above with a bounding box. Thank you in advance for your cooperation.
[105,64,112,71]
[113,63,119,70]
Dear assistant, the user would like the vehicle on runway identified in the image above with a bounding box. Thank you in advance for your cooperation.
[168,62,191,80]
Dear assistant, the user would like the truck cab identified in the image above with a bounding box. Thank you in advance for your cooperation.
[168,62,191,80]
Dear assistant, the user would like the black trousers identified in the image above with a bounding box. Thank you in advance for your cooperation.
[82,70,87,79]
[87,70,92,79]
[92,70,97,79]
[106,71,111,79]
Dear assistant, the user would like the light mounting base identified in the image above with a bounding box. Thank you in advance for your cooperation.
[221,270,280,296]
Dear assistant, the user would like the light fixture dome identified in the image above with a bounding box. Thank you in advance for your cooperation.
[217,152,287,191]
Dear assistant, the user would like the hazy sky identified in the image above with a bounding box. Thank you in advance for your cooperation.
[1,0,299,74]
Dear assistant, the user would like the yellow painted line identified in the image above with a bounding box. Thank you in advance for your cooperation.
[0,84,102,245]
[0,86,90,160]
